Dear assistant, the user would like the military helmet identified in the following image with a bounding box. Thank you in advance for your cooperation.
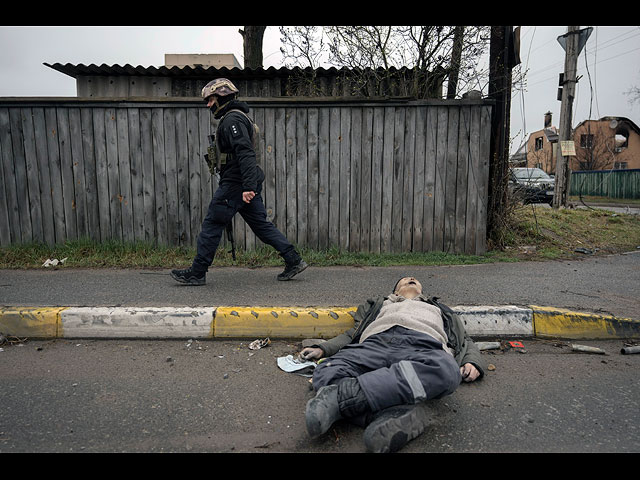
[201,78,239,100]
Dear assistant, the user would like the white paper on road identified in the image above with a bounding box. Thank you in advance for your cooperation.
[277,355,317,377]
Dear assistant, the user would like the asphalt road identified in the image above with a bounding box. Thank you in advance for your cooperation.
[2,252,639,453]
[1,251,639,319]
[1,337,638,453]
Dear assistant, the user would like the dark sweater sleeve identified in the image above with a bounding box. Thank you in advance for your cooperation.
[458,328,486,378]
[313,298,377,358]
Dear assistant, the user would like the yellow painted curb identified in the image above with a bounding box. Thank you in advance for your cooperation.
[213,306,356,338]
[0,307,68,338]
[531,306,640,339]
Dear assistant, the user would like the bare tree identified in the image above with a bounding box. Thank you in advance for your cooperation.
[625,85,640,106]
[279,26,326,69]
[278,26,490,98]
[574,130,616,171]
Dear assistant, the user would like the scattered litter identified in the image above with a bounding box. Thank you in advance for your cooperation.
[508,341,524,348]
[249,338,271,350]
[42,257,68,267]
[571,344,606,355]
[574,247,593,255]
[0,334,27,346]
[277,354,317,377]
[487,364,496,371]
[621,345,640,355]
[476,342,501,351]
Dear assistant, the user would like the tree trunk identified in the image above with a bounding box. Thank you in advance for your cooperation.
[239,26,267,69]
[447,26,464,99]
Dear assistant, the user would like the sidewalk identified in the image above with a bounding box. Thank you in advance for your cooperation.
[1,252,639,341]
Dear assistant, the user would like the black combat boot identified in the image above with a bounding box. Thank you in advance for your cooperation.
[363,403,430,453]
[170,267,206,286]
[277,258,308,281]
[305,378,370,438]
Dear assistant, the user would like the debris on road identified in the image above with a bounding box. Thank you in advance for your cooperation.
[621,345,640,355]
[249,338,271,350]
[0,333,28,346]
[42,257,68,267]
[571,344,606,355]
[476,340,527,354]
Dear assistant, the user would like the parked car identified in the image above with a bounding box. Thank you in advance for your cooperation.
[509,167,555,205]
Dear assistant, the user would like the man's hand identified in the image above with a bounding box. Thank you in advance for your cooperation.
[300,347,324,361]
[242,191,256,203]
[460,363,480,382]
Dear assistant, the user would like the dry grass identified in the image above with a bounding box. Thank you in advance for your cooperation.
[496,204,640,260]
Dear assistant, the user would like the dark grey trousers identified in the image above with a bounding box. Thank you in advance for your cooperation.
[312,326,462,412]
[192,181,299,274]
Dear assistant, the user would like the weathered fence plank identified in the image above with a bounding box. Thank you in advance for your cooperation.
[0,98,492,255]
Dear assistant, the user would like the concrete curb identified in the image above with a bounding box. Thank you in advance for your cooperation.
[1,305,639,341]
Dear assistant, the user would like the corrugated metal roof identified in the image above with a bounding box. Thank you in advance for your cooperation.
[43,62,413,79]
[44,62,266,78]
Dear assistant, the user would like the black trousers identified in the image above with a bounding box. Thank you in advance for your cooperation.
[192,181,299,274]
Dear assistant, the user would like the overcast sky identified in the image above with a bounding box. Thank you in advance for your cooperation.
[1,25,638,155]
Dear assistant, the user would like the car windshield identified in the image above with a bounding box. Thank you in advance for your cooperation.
[513,168,551,180]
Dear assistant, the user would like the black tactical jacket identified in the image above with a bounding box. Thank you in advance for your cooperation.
[214,100,264,193]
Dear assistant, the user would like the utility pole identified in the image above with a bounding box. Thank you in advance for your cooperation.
[487,26,519,246]
[553,26,595,208]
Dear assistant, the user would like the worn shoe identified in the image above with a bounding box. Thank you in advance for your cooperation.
[277,259,308,281]
[305,385,342,438]
[170,267,206,286]
[363,404,429,453]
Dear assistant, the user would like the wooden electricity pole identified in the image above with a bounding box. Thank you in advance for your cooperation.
[553,26,580,208]
[487,26,517,246]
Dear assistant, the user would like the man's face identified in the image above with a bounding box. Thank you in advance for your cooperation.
[206,95,218,109]
[394,277,422,298]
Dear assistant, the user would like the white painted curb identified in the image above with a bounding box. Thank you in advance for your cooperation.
[453,306,534,337]
[60,307,215,339]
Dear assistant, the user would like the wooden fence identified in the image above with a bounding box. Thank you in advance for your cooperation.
[0,97,492,254]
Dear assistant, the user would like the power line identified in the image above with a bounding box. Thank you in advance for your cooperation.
[524,28,640,82]
[525,44,640,89]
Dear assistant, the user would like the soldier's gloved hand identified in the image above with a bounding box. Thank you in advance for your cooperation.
[300,347,324,361]
[460,363,480,382]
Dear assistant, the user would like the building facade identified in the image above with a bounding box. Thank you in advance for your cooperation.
[513,112,640,173]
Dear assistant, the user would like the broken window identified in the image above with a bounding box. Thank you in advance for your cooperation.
[580,134,594,148]
[534,137,543,151]
[614,127,629,152]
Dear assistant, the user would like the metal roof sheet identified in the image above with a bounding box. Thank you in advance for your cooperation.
[43,62,413,79]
